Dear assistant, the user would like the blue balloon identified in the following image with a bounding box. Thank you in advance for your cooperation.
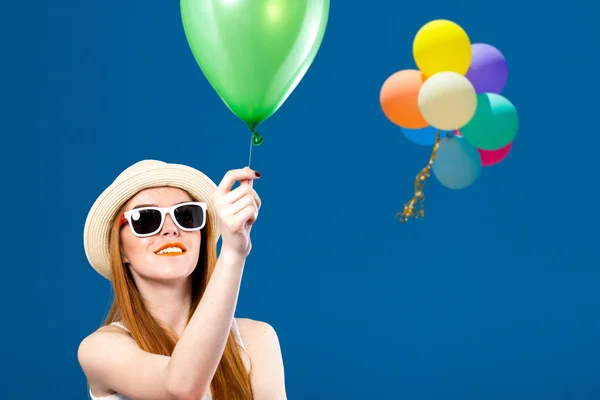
[402,126,448,146]
[432,136,482,190]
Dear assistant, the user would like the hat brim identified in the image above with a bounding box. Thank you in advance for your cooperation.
[83,163,220,280]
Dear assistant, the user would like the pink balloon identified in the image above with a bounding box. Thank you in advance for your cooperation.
[477,142,513,166]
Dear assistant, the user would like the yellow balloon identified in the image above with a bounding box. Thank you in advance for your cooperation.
[418,72,477,131]
[413,20,472,77]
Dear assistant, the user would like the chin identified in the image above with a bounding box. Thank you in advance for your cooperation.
[145,258,197,282]
[151,270,194,282]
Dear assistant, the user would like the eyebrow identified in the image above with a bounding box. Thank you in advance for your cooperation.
[131,203,157,210]
[130,201,193,210]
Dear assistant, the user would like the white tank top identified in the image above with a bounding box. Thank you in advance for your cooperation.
[89,319,250,400]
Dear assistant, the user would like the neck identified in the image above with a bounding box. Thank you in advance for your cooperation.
[134,278,193,336]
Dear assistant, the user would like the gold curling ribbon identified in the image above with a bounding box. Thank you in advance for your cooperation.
[396,129,442,223]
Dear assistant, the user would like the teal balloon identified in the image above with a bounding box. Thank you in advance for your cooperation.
[460,93,519,150]
[432,136,482,190]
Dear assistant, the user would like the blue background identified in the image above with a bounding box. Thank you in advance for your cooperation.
[4,0,599,399]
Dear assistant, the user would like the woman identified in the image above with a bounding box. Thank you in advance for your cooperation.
[78,159,286,400]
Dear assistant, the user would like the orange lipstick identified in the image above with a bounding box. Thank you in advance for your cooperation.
[154,242,187,256]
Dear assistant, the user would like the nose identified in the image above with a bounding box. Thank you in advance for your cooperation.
[161,214,180,237]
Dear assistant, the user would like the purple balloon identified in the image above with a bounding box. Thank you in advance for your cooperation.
[465,43,508,94]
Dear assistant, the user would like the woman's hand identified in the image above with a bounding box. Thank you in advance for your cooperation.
[213,167,261,257]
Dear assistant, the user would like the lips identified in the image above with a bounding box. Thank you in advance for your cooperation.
[154,242,187,256]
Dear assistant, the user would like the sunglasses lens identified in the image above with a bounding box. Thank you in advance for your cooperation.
[130,209,162,235]
[174,204,205,229]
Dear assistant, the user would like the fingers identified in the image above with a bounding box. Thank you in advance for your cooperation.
[234,205,258,227]
[240,177,253,188]
[214,168,261,234]
[216,167,259,196]
[221,183,262,210]
[218,201,259,233]
[229,193,259,216]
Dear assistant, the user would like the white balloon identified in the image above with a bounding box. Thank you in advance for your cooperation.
[418,72,477,131]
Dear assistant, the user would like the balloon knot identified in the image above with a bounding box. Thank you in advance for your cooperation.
[252,131,264,146]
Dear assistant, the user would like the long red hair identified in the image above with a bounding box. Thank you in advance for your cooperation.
[102,197,253,399]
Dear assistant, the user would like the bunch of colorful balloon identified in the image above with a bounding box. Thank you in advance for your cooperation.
[379,19,519,222]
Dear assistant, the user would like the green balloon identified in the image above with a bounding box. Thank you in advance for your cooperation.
[460,93,519,151]
[181,0,330,132]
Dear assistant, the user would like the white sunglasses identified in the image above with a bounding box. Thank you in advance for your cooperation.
[119,201,207,237]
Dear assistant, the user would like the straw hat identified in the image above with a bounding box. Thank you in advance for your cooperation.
[83,159,220,280]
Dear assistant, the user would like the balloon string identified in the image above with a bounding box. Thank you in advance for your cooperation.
[396,129,441,223]
[247,131,264,168]
[248,131,254,168]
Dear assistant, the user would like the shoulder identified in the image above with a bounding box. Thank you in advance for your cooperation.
[235,318,281,350]
[78,324,133,358]
[235,318,284,369]
[77,325,136,380]
[235,319,287,396]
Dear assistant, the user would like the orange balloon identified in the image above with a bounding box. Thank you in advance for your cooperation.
[380,69,428,129]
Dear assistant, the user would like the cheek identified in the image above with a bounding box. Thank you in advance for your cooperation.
[185,232,202,255]
[120,231,150,262]
[195,232,203,250]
